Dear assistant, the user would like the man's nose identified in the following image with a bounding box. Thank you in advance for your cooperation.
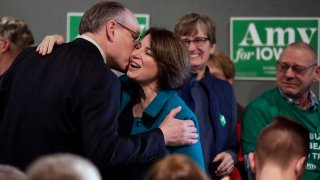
[284,67,295,78]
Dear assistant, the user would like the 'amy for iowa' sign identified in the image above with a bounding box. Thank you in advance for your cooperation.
[231,17,319,80]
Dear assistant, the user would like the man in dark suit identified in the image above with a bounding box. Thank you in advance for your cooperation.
[0,2,198,177]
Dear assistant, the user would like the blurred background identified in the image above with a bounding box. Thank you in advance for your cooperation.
[1,0,319,106]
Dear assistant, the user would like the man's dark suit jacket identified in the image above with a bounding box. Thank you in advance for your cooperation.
[0,38,165,176]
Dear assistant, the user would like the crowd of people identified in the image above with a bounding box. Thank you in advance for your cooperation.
[0,1,319,180]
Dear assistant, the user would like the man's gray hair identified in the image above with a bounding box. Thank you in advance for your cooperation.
[79,1,125,34]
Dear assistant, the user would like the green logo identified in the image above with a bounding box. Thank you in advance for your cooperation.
[67,12,83,42]
[136,14,149,37]
[67,13,150,42]
[219,114,226,127]
[231,17,319,80]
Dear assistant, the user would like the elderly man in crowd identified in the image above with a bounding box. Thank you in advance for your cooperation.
[242,41,320,180]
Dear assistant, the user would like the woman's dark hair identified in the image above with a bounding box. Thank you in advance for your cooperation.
[145,28,190,90]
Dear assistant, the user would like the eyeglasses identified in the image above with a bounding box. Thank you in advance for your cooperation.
[181,37,209,47]
[276,61,317,75]
[116,21,141,45]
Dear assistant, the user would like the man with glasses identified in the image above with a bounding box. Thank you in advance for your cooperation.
[242,41,320,180]
[116,21,141,45]
[0,2,198,179]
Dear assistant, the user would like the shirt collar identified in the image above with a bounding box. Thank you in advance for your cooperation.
[278,88,318,112]
[139,90,176,128]
[78,35,107,64]
[143,90,176,117]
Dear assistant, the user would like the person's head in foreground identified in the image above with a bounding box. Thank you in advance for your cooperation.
[0,164,26,180]
[26,153,101,180]
[249,116,309,180]
[146,154,209,180]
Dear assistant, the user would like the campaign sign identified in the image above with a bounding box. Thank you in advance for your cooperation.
[231,17,319,80]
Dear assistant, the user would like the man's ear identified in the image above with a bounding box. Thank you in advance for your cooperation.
[313,66,320,83]
[249,152,257,173]
[105,20,117,43]
[0,38,10,54]
[295,156,306,177]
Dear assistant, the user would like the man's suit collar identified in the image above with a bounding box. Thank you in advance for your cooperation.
[77,35,107,64]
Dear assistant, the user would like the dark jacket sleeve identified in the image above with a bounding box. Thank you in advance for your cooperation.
[224,85,239,163]
[76,55,166,171]
[0,41,166,175]
[211,77,239,163]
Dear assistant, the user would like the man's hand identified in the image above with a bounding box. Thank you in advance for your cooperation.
[212,151,234,177]
[159,106,198,146]
[36,34,65,55]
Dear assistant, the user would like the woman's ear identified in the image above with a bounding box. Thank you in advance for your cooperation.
[209,43,216,55]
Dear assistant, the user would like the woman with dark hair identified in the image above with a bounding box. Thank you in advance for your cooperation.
[117,28,204,178]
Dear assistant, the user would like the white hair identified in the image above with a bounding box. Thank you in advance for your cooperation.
[26,153,101,180]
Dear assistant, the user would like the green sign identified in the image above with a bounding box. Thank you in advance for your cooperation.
[67,13,83,42]
[67,13,150,42]
[231,18,319,80]
[135,14,149,37]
